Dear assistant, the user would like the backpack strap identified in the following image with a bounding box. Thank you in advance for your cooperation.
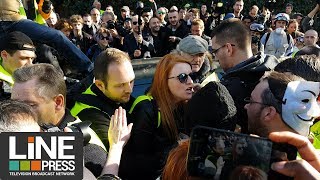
[129,95,161,128]
[264,32,270,47]
[286,33,291,44]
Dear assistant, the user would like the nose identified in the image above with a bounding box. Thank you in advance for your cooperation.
[124,82,133,93]
[244,103,249,110]
[187,75,193,84]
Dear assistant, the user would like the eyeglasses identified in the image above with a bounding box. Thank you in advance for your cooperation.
[168,73,191,84]
[132,21,138,25]
[250,23,264,32]
[158,11,166,15]
[244,97,270,106]
[91,14,99,16]
[212,44,235,54]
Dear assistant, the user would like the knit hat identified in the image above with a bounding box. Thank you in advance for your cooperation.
[0,31,35,51]
[184,82,237,134]
[177,35,208,55]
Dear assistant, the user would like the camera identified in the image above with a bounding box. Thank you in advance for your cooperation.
[252,36,260,44]
[107,20,116,29]
[41,121,92,146]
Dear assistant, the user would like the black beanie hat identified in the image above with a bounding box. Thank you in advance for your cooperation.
[184,81,237,134]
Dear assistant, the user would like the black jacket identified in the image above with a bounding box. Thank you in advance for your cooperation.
[56,109,108,177]
[75,84,134,149]
[119,99,183,180]
[220,53,279,133]
[163,22,190,52]
[123,32,153,59]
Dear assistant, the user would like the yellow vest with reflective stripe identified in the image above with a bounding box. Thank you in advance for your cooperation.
[67,118,107,152]
[18,0,46,25]
[0,64,14,85]
[70,85,100,117]
[129,94,161,128]
[311,121,320,149]
[18,0,27,18]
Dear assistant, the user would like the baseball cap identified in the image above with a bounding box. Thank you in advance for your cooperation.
[121,6,130,12]
[0,31,35,51]
[177,35,208,55]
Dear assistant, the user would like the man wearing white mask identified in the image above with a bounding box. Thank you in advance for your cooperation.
[260,13,294,58]
[245,71,320,138]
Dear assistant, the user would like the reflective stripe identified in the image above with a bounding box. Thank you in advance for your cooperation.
[70,85,98,117]
[129,94,161,128]
[34,0,46,25]
[67,118,107,152]
[0,65,14,85]
[18,0,27,17]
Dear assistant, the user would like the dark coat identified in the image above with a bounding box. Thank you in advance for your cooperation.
[162,22,190,52]
[220,53,279,134]
[123,32,153,59]
[119,99,183,180]
[75,84,134,149]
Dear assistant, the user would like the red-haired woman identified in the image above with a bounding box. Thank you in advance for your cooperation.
[119,54,194,179]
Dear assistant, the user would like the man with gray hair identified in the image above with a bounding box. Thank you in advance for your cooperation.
[176,35,216,84]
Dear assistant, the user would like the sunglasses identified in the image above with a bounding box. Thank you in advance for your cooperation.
[168,73,191,83]
[132,21,138,25]
[100,36,108,40]
[158,11,166,15]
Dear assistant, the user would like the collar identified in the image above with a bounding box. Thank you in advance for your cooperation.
[57,109,76,129]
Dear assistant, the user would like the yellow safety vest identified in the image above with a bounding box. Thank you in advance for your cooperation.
[311,121,320,149]
[129,94,161,128]
[70,85,102,117]
[0,64,14,85]
[18,0,47,25]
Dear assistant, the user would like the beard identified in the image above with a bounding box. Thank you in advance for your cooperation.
[247,109,268,137]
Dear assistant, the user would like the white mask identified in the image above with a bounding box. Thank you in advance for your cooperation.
[275,28,285,34]
[282,81,320,136]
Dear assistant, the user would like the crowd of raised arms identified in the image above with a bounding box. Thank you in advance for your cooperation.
[1,0,320,179]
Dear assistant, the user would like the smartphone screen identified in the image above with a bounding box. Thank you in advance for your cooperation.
[187,126,273,179]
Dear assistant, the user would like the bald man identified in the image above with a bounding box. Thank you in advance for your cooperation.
[304,30,319,47]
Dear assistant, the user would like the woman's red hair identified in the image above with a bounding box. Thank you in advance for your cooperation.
[149,53,191,141]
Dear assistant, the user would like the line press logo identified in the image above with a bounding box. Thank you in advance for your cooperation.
[0,132,83,180]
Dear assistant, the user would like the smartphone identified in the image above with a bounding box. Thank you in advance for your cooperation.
[187,126,273,179]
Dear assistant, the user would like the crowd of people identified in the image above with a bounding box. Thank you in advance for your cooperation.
[1,0,320,179]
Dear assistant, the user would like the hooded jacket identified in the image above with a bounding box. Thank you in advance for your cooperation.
[221,52,279,133]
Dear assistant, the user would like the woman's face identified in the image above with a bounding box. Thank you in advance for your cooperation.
[287,22,298,34]
[168,63,194,103]
[98,33,109,47]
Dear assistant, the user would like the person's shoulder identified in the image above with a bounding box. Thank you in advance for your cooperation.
[78,108,110,122]
[129,96,158,123]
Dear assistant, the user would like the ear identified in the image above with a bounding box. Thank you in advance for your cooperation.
[95,79,106,93]
[226,43,234,56]
[262,106,278,122]
[54,94,65,111]
[1,50,9,60]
